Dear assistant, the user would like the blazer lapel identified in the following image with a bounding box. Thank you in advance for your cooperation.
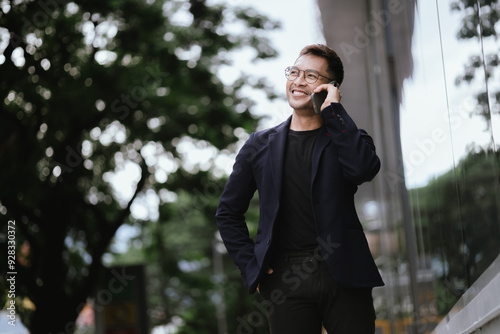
[268,116,291,197]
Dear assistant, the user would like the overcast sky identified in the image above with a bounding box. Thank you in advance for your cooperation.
[400,1,500,187]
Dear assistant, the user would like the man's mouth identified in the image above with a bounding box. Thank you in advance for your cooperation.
[292,89,309,97]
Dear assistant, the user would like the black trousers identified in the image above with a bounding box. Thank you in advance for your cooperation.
[258,250,376,334]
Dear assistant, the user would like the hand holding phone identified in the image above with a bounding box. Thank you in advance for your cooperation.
[311,81,339,114]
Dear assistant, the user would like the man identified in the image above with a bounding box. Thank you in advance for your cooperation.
[215,44,384,333]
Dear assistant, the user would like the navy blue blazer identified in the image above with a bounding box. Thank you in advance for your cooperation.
[215,102,384,294]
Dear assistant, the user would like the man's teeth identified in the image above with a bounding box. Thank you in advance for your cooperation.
[293,90,307,96]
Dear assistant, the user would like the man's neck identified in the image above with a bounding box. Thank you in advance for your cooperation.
[290,110,323,131]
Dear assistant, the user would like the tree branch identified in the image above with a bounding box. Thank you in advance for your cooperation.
[79,159,149,299]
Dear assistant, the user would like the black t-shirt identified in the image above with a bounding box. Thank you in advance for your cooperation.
[274,128,320,252]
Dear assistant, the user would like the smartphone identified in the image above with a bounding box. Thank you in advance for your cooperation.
[311,81,338,114]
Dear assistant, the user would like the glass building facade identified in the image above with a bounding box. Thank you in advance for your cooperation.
[317,0,500,333]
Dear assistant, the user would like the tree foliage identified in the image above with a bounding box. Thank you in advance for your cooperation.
[452,0,500,123]
[0,0,279,332]
[409,147,500,315]
[109,187,266,333]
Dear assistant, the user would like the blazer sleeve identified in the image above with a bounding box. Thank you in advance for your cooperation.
[320,102,381,184]
[215,133,258,286]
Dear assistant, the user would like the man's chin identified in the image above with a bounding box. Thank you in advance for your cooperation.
[292,107,316,116]
[289,100,312,110]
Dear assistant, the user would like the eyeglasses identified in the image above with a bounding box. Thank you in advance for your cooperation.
[284,66,334,84]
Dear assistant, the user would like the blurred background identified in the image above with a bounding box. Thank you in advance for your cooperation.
[1,0,499,333]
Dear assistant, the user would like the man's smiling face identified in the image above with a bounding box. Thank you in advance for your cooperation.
[286,54,331,114]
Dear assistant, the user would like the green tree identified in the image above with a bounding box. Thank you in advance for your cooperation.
[0,0,279,332]
[110,187,266,333]
[452,0,500,125]
[410,147,500,314]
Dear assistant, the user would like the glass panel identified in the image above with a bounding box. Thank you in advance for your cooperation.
[401,0,500,325]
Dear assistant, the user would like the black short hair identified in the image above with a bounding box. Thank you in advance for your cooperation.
[298,44,344,85]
